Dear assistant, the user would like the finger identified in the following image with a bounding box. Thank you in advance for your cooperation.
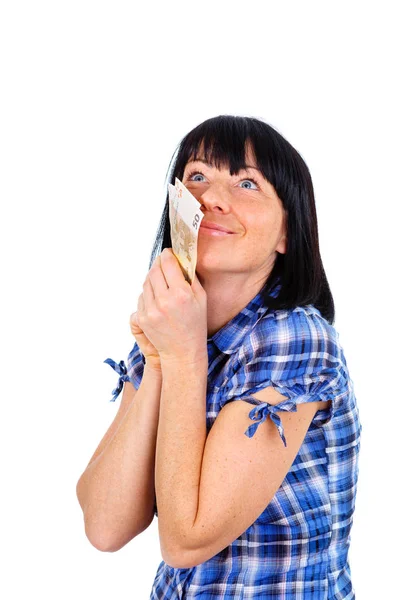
[142,277,155,310]
[160,248,188,290]
[191,270,200,290]
[137,293,145,311]
[148,255,169,296]
[135,294,146,324]
[190,270,205,296]
[136,293,146,327]
[129,311,140,332]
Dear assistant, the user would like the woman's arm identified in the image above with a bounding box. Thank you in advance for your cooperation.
[80,380,139,472]
[76,365,162,552]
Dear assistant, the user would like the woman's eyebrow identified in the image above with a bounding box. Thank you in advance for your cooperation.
[186,158,262,173]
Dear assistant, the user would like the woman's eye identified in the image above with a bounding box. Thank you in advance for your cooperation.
[239,179,258,190]
[187,171,206,182]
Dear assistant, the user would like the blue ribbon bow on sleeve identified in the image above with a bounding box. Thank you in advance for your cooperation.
[244,398,298,447]
[103,358,131,402]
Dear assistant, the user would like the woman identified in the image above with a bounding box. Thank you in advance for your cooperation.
[76,115,362,599]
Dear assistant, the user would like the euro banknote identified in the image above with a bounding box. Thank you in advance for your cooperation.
[168,177,204,284]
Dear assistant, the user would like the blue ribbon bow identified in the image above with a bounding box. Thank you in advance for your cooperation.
[244,398,298,447]
[103,358,130,402]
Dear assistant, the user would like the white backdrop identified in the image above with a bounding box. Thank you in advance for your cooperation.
[1,1,398,598]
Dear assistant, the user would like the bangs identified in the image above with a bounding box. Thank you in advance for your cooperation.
[178,116,251,176]
[170,115,293,199]
[175,115,276,179]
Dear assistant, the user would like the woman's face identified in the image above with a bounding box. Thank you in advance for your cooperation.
[181,143,287,283]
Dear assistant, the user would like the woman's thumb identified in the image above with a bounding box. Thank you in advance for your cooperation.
[191,270,205,295]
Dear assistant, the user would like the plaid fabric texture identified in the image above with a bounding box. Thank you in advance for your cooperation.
[105,281,362,599]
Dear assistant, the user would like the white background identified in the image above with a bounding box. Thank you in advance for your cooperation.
[1,1,398,598]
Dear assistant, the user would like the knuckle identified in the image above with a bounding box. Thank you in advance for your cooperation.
[156,296,169,312]
[146,311,158,323]
[175,287,190,302]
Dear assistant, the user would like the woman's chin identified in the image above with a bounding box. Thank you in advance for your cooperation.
[195,255,222,273]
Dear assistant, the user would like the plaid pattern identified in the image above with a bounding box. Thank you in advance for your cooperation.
[105,280,362,599]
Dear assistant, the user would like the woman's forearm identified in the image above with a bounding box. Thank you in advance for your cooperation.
[155,356,207,563]
[76,365,162,551]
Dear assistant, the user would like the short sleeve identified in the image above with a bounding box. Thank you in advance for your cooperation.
[219,307,351,446]
[103,341,145,402]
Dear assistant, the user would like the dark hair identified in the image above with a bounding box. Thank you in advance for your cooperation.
[149,114,335,324]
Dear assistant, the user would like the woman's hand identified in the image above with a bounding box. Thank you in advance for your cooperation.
[129,311,161,371]
[136,248,208,366]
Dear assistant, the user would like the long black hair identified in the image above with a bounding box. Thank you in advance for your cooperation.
[148,115,335,324]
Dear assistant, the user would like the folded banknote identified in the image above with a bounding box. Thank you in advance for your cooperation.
[168,177,204,284]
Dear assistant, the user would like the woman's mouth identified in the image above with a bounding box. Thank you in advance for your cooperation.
[199,228,235,237]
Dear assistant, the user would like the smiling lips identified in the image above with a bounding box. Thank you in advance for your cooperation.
[200,221,235,234]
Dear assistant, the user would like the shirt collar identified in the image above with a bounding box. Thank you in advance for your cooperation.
[207,277,282,355]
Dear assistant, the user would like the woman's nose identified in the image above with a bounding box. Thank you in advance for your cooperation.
[199,183,231,212]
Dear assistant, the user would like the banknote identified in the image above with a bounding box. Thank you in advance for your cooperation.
[168,177,204,284]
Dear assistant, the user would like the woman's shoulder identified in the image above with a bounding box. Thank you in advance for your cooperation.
[231,302,349,391]
[249,303,341,354]
[220,301,353,420]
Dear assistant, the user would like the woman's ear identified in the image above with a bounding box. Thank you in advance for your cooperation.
[277,234,287,255]
[277,212,287,254]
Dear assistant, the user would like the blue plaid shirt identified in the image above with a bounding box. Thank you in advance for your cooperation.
[105,280,362,599]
